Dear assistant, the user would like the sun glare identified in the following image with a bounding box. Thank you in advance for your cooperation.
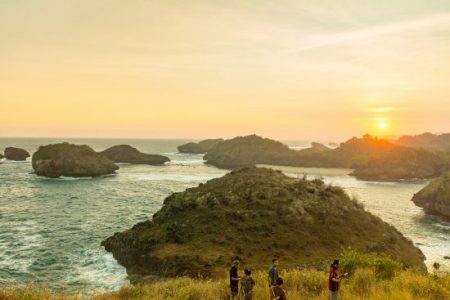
[373,117,389,131]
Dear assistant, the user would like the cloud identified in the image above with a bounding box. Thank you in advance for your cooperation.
[289,13,450,53]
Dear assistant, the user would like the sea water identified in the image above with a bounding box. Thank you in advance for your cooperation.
[0,138,448,293]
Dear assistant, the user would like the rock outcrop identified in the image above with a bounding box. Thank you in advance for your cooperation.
[4,147,30,161]
[412,173,450,219]
[32,143,119,178]
[102,167,426,280]
[203,134,444,180]
[177,139,224,154]
[100,145,169,165]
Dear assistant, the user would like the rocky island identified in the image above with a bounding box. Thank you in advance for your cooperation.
[4,147,30,161]
[102,167,426,281]
[32,143,119,178]
[412,172,450,219]
[204,134,444,180]
[100,145,170,165]
[177,139,224,154]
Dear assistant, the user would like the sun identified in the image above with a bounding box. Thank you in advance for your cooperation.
[374,117,389,131]
[377,121,387,129]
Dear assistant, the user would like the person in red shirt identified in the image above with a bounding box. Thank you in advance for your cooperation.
[328,259,346,300]
[270,277,287,300]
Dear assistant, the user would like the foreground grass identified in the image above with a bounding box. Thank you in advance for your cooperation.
[1,268,450,300]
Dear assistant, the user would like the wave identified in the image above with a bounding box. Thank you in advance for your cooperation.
[166,159,206,166]
[126,173,216,182]
[0,159,30,163]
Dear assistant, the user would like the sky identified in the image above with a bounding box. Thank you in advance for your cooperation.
[1,0,449,142]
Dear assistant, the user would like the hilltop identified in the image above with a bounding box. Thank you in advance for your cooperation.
[102,167,425,281]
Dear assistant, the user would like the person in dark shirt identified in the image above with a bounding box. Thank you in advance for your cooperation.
[229,260,240,300]
[239,269,256,300]
[270,277,287,300]
[268,258,279,287]
[328,259,346,300]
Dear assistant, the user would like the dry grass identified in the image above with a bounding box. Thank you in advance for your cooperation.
[1,268,449,300]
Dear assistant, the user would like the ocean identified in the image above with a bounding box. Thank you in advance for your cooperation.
[0,138,449,293]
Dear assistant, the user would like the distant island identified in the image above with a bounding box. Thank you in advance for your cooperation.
[100,145,170,165]
[177,139,224,154]
[203,134,445,180]
[32,143,119,178]
[4,147,30,161]
[412,172,450,219]
[395,132,450,152]
[102,167,425,281]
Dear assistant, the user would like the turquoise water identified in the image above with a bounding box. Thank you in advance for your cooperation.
[0,138,449,293]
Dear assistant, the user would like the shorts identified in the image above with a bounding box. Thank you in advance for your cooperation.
[231,285,239,296]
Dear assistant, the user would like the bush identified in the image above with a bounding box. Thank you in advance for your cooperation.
[339,248,402,280]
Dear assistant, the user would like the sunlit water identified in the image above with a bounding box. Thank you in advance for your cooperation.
[0,138,449,293]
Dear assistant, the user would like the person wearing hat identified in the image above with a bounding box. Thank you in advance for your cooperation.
[328,259,347,300]
[229,260,240,300]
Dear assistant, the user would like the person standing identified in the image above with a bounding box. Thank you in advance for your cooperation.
[239,269,256,300]
[268,258,279,287]
[230,260,240,300]
[329,259,346,300]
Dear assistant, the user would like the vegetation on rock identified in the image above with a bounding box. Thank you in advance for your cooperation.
[4,147,30,161]
[204,134,444,180]
[102,167,425,281]
[177,139,224,154]
[100,145,169,165]
[32,143,119,178]
[396,132,450,152]
[412,172,450,219]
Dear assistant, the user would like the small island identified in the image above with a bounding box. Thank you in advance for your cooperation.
[177,138,224,154]
[412,172,450,219]
[100,145,170,165]
[102,167,425,281]
[4,147,30,161]
[32,143,119,178]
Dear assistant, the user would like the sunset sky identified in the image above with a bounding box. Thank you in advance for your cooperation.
[1,0,449,141]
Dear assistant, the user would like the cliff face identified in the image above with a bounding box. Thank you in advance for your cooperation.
[412,173,450,219]
[100,145,170,165]
[203,135,444,180]
[102,167,426,280]
[32,143,119,178]
[177,139,224,154]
